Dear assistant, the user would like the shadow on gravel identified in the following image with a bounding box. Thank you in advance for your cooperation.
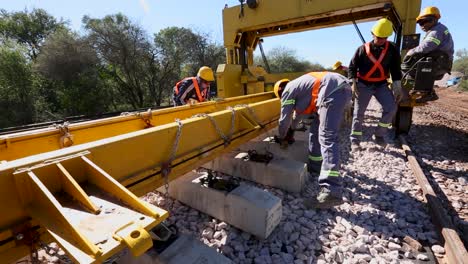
[407,123,468,246]
[408,123,468,163]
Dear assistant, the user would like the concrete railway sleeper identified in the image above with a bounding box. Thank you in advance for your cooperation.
[20,129,466,264]
[6,100,468,264]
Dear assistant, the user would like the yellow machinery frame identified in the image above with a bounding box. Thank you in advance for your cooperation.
[0,0,426,262]
[0,95,280,263]
[217,0,421,98]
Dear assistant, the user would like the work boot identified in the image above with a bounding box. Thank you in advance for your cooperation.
[372,134,387,147]
[304,187,343,209]
[351,141,361,152]
[415,91,439,103]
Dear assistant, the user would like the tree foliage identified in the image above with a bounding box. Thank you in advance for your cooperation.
[35,29,110,116]
[453,49,468,75]
[0,45,35,127]
[254,46,325,73]
[0,9,324,129]
[0,8,65,60]
[84,13,154,109]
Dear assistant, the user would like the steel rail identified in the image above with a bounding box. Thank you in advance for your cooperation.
[399,135,468,264]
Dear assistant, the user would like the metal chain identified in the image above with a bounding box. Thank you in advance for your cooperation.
[161,119,183,198]
[192,111,235,147]
[55,121,73,148]
[232,104,276,151]
[120,108,153,128]
[226,107,237,144]
[233,104,264,128]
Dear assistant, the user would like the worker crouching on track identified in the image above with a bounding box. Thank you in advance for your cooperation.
[274,72,352,209]
[173,66,215,106]
[348,18,403,150]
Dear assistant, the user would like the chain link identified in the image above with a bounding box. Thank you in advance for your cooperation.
[233,104,264,128]
[192,110,236,147]
[161,119,183,198]
[54,121,74,148]
[120,108,153,128]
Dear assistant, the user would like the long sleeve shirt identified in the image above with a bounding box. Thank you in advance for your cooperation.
[348,41,402,85]
[173,77,210,106]
[410,22,454,61]
[278,72,349,138]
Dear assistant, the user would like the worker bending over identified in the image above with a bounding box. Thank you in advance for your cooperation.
[173,66,214,106]
[348,18,403,150]
[274,72,352,209]
[403,6,454,103]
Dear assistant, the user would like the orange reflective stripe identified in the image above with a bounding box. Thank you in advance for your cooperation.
[192,77,205,102]
[298,72,327,115]
[358,41,389,82]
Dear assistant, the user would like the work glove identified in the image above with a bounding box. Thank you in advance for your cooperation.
[351,79,358,99]
[188,98,199,105]
[391,80,403,103]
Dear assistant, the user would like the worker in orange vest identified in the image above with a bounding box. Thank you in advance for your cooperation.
[173,66,215,106]
[274,72,352,209]
[348,18,403,151]
[332,61,348,77]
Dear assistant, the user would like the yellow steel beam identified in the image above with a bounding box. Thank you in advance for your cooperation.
[0,98,280,263]
[0,93,275,162]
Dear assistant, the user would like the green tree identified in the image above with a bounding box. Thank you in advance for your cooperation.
[453,49,468,75]
[153,27,225,105]
[452,49,468,91]
[0,44,35,127]
[35,29,111,116]
[254,46,324,73]
[0,8,66,60]
[83,13,154,109]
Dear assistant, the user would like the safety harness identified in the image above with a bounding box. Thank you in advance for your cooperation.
[174,77,206,103]
[357,41,389,82]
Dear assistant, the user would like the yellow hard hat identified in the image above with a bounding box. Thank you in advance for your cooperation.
[371,18,393,38]
[332,61,342,70]
[416,6,441,21]
[273,79,289,98]
[197,66,215,82]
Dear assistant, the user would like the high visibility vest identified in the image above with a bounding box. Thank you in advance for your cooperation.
[297,72,328,115]
[357,41,389,82]
[174,77,206,103]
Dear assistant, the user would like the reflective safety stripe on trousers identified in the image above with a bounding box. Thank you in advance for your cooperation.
[378,122,391,128]
[309,155,323,161]
[351,130,363,136]
[320,170,340,177]
[297,72,328,115]
[357,41,389,82]
[174,77,206,103]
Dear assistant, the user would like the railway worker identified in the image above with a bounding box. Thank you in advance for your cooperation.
[331,61,348,77]
[274,71,352,209]
[348,18,403,151]
[173,66,215,106]
[403,6,454,103]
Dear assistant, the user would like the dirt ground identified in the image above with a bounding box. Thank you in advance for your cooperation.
[407,86,468,248]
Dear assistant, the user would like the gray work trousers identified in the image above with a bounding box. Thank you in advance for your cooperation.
[350,81,397,142]
[308,87,352,196]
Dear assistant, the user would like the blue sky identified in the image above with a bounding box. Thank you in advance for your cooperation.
[0,0,465,68]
